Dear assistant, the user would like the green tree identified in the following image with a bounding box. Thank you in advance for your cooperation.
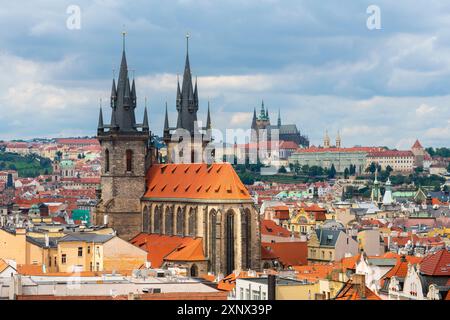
[344,167,349,179]
[278,165,287,174]
[328,164,337,179]
[386,165,393,176]
[367,162,377,174]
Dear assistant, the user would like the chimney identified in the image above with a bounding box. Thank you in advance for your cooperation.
[45,233,50,247]
[267,275,276,300]
[103,214,109,226]
[352,274,366,299]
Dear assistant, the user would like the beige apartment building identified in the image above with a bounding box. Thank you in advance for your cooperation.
[0,228,147,273]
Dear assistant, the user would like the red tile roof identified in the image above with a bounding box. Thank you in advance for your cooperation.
[279,140,299,150]
[420,249,450,276]
[368,150,414,158]
[335,280,381,300]
[261,220,291,237]
[412,139,423,149]
[295,147,382,154]
[130,233,206,268]
[261,241,308,267]
[293,264,335,281]
[144,163,251,201]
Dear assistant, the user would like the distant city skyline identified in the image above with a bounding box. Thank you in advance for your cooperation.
[0,1,450,149]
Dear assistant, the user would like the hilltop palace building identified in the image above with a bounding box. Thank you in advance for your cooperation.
[95,35,261,276]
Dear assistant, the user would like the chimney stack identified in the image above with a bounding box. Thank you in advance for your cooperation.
[352,274,366,299]
[267,275,276,300]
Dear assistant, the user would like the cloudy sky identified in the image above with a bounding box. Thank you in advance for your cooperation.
[0,0,449,148]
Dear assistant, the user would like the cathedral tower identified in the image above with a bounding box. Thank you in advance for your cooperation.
[95,32,152,240]
[324,130,330,148]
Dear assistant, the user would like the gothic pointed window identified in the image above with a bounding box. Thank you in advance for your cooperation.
[165,207,173,235]
[126,149,133,172]
[188,208,197,236]
[153,206,161,234]
[105,149,110,173]
[176,207,184,236]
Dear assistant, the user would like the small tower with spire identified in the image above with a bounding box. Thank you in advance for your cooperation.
[324,130,330,148]
[371,169,381,203]
[336,130,341,148]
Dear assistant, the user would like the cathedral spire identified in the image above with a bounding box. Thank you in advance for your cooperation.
[164,102,170,138]
[251,107,257,129]
[131,76,136,108]
[175,33,199,135]
[142,106,149,132]
[109,30,138,132]
[142,97,149,132]
[98,100,104,133]
[194,76,198,103]
[206,101,211,130]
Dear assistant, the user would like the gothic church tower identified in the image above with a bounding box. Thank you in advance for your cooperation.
[95,33,153,240]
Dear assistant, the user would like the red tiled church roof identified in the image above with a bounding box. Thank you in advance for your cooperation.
[144,163,251,201]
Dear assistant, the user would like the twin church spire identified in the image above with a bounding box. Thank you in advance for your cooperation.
[165,33,212,139]
[98,31,148,135]
[98,32,211,140]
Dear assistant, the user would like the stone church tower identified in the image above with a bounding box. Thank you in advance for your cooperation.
[163,35,213,164]
[95,35,154,240]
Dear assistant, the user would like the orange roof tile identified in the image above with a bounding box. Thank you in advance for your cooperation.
[340,254,361,271]
[292,264,334,281]
[0,259,12,273]
[335,280,381,300]
[217,271,254,291]
[130,233,205,268]
[17,264,44,275]
[261,241,308,267]
[420,249,450,276]
[261,220,291,238]
[144,163,251,201]
[165,238,206,262]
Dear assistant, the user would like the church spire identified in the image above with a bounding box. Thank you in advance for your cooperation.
[277,109,281,127]
[251,107,257,129]
[98,99,104,133]
[109,30,138,132]
[175,33,200,135]
[164,102,170,138]
[206,101,211,130]
[142,97,149,132]
[194,76,198,103]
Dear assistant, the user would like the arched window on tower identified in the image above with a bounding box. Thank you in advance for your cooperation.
[105,149,110,173]
[126,149,133,172]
